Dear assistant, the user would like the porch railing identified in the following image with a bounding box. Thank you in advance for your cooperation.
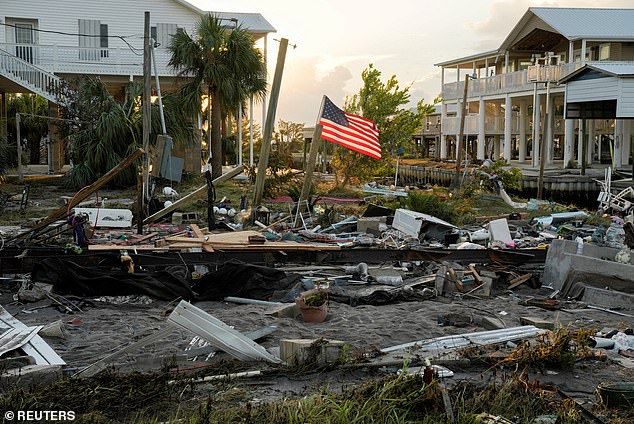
[441,62,586,99]
[0,43,177,77]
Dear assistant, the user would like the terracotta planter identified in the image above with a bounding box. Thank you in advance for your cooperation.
[295,292,328,323]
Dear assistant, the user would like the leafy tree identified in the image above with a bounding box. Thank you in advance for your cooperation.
[5,94,49,166]
[55,77,195,188]
[168,14,267,179]
[331,64,432,187]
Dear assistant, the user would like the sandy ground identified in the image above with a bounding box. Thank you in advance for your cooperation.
[2,283,633,403]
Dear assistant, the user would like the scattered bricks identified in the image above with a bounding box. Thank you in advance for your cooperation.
[520,316,557,330]
[280,339,347,366]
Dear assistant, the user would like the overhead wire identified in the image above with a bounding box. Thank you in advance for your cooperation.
[0,21,143,56]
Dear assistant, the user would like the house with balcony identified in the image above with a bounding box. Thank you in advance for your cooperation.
[0,0,275,171]
[435,7,634,170]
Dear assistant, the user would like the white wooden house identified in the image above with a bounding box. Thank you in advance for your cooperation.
[0,0,275,171]
[435,7,634,169]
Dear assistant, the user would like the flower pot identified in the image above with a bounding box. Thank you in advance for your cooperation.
[295,291,328,323]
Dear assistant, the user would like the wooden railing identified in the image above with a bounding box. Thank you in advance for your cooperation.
[441,62,586,99]
[0,48,60,103]
[0,43,176,76]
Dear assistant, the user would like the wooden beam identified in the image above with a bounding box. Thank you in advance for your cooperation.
[144,165,244,224]
[17,148,144,240]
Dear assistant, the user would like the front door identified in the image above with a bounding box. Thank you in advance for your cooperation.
[14,23,35,63]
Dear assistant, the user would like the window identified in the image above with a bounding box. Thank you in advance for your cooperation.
[599,44,610,61]
[14,23,34,63]
[100,24,109,58]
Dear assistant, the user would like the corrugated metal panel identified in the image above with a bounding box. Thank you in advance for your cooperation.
[0,306,65,366]
[589,62,634,77]
[567,77,620,102]
[215,12,276,33]
[0,326,42,357]
[168,300,282,364]
[532,8,634,40]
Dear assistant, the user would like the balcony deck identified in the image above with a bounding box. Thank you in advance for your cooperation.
[1,43,177,77]
[442,62,584,99]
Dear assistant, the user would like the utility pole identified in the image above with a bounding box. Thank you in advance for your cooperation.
[253,38,289,209]
[453,75,469,188]
[141,11,151,234]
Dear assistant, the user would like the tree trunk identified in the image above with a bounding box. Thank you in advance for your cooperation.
[211,91,223,179]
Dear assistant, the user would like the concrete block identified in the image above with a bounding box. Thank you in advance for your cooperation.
[520,316,556,330]
[478,316,506,330]
[172,212,183,225]
[280,339,347,366]
[357,217,386,235]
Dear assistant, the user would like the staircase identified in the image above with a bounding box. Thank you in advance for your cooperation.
[0,48,62,104]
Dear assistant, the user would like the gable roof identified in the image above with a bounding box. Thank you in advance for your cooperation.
[500,7,634,51]
[530,8,634,41]
[560,62,634,83]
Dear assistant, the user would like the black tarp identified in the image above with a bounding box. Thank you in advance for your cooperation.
[32,258,195,301]
[193,260,302,301]
[31,258,301,302]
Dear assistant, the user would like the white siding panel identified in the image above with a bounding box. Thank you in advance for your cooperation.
[618,79,634,117]
[566,77,620,102]
[2,0,202,51]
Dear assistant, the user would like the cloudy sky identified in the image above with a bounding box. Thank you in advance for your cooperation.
[192,0,633,125]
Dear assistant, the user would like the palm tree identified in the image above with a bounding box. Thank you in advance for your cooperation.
[168,14,267,179]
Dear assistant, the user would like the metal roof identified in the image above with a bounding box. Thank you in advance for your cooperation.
[215,12,276,34]
[530,7,634,41]
[559,62,634,83]
[439,7,634,68]
[173,0,276,34]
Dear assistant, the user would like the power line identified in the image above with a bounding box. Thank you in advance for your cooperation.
[0,21,143,56]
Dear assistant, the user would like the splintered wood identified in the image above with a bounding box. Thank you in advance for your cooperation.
[88,230,340,252]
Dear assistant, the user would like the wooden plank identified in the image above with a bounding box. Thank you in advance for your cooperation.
[190,223,214,252]
[164,236,207,243]
[508,273,533,290]
[125,232,157,245]
[87,245,169,251]
[15,148,144,240]
[144,166,244,224]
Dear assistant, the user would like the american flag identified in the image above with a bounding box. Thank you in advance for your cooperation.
[319,96,381,160]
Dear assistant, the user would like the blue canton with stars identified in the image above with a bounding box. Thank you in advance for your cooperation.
[321,96,349,127]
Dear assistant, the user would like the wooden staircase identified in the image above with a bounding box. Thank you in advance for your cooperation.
[0,48,62,104]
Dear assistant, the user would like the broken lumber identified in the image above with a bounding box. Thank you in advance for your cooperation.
[508,273,533,290]
[144,165,244,224]
[15,148,144,240]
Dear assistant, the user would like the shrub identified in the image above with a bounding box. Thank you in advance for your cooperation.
[407,191,457,223]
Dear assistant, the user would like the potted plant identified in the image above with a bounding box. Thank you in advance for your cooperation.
[295,289,329,323]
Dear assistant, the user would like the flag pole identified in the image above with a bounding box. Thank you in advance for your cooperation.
[296,95,327,227]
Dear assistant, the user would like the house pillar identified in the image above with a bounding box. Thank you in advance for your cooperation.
[503,94,512,162]
[477,97,485,160]
[440,102,448,159]
[587,120,594,166]
[581,39,587,65]
[621,119,632,166]
[614,119,623,168]
[545,94,554,165]
[578,119,586,166]
[532,94,541,168]
[494,135,501,160]
[568,41,574,63]
[564,119,574,167]
[48,102,64,173]
[0,93,7,140]
[519,101,527,162]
